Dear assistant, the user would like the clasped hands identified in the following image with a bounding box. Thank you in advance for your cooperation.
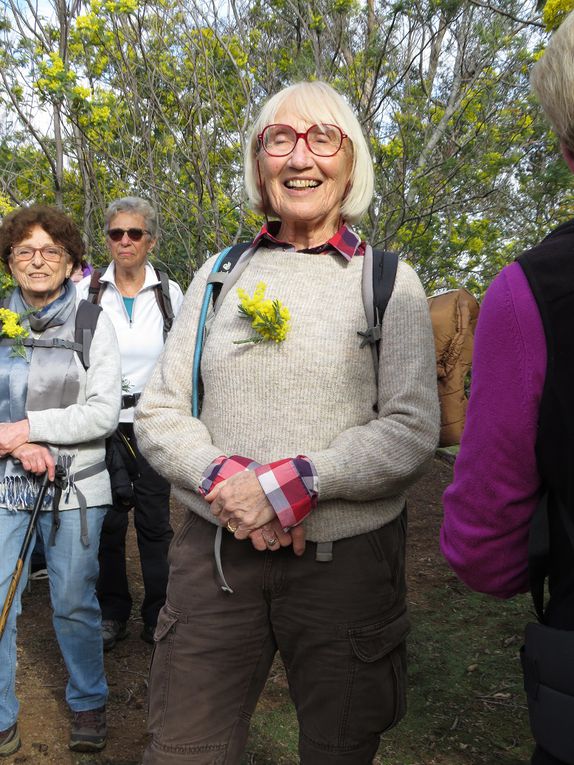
[0,419,55,480]
[206,470,305,555]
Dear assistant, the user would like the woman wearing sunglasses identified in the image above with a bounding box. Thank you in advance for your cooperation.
[76,197,184,654]
[0,205,121,755]
[135,82,439,764]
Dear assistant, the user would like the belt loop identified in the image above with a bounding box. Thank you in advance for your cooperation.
[315,541,333,562]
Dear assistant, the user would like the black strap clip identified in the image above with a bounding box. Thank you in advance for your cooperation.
[121,392,141,409]
[357,324,382,348]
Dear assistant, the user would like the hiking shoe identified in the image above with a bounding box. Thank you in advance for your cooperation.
[101,619,128,651]
[140,624,155,645]
[69,706,107,752]
[0,724,20,757]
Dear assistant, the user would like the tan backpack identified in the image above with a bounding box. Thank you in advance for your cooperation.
[428,288,480,447]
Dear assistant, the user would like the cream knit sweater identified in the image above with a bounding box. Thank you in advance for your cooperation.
[135,247,440,542]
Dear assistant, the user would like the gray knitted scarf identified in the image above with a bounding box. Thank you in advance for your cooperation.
[0,280,80,510]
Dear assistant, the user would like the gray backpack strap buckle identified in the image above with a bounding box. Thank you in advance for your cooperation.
[357,324,382,348]
[315,541,333,562]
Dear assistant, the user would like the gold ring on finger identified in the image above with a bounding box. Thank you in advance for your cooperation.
[266,537,277,546]
[226,520,238,533]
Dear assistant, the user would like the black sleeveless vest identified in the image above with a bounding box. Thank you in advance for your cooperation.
[518,219,574,626]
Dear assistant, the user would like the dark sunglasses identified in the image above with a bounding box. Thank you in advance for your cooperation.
[107,227,151,242]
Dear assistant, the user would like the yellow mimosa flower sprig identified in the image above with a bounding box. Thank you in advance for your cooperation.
[0,307,29,359]
[235,282,290,345]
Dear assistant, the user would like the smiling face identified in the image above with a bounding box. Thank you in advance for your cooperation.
[106,211,156,274]
[9,225,73,308]
[257,107,353,247]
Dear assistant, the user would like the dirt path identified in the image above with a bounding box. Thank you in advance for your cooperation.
[8,456,456,765]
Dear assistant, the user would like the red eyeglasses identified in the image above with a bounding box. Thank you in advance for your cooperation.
[258,124,347,157]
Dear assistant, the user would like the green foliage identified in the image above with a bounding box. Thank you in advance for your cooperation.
[0,271,14,300]
[0,0,564,292]
[543,0,574,30]
[377,586,532,763]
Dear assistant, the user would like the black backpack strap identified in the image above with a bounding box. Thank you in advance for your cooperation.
[372,249,399,337]
[153,268,175,341]
[358,247,398,360]
[529,492,551,622]
[529,491,574,623]
[74,300,102,370]
[357,247,398,397]
[87,268,105,304]
[208,243,252,309]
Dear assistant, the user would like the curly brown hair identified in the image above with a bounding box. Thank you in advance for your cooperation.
[0,205,85,274]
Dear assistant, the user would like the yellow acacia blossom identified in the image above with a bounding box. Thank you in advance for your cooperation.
[0,308,29,359]
[543,0,574,31]
[235,282,290,344]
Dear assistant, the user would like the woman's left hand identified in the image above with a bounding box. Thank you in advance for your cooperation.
[206,470,275,534]
[249,520,306,556]
[0,420,30,457]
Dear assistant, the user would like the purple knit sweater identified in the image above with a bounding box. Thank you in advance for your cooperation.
[441,261,546,599]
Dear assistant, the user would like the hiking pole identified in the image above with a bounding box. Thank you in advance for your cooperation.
[0,471,52,641]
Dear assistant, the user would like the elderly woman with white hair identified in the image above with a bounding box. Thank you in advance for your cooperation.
[442,11,574,765]
[135,81,439,765]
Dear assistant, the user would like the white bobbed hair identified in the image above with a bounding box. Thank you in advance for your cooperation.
[244,81,375,225]
[531,10,574,151]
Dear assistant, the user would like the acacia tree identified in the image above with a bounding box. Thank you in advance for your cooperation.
[0,0,567,291]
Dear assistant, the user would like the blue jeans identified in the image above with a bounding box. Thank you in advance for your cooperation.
[0,505,108,730]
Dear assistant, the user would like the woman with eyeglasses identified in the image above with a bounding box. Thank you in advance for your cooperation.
[76,197,183,654]
[135,81,439,765]
[0,205,121,755]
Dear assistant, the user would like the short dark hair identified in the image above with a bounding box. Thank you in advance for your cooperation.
[0,205,85,274]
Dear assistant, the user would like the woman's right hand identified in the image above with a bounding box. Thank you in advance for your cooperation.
[11,443,55,481]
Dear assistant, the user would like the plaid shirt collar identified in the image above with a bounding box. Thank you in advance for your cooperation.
[252,221,364,260]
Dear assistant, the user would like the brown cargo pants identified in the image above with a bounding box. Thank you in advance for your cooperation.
[142,510,409,765]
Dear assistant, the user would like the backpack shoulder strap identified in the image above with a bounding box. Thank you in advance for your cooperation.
[528,491,574,623]
[358,248,399,382]
[152,268,175,341]
[75,299,102,369]
[372,249,399,332]
[208,243,253,310]
[0,296,101,368]
[87,268,105,304]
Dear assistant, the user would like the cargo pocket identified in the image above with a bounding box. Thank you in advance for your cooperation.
[348,610,410,735]
[147,605,181,735]
[365,513,407,607]
[153,607,179,642]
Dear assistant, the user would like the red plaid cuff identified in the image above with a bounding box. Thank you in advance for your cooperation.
[199,455,260,495]
[254,457,318,529]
